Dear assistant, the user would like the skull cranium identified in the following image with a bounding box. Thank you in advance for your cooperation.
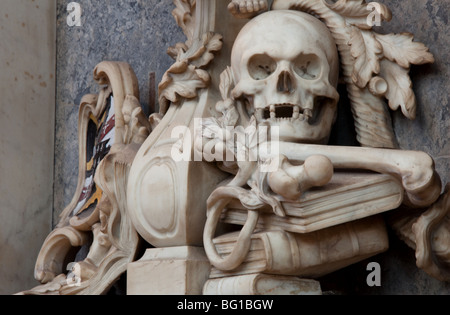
[231,10,340,144]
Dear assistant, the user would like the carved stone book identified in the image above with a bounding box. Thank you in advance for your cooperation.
[210,216,389,279]
[203,274,322,295]
[221,172,404,233]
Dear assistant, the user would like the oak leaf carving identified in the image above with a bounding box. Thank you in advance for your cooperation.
[349,27,383,88]
[172,0,196,45]
[379,59,417,120]
[188,32,223,68]
[158,60,210,113]
[376,33,435,69]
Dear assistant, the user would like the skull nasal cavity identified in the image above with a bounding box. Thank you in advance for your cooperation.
[277,71,293,93]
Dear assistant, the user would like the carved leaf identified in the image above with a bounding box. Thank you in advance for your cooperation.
[246,116,259,150]
[188,32,223,68]
[158,60,210,113]
[167,42,188,60]
[219,67,234,101]
[233,116,258,146]
[379,59,417,119]
[216,67,238,127]
[376,33,435,69]
[122,95,151,145]
[224,106,240,127]
[172,0,196,45]
[252,174,286,218]
[324,0,392,29]
[201,117,224,140]
[349,28,383,88]
[197,117,227,162]
[238,190,265,210]
[161,32,222,114]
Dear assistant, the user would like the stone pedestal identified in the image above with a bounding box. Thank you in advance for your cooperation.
[127,246,211,295]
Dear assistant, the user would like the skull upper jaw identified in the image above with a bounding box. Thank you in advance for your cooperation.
[239,94,339,144]
[232,71,340,144]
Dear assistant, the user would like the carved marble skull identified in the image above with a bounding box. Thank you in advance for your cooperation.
[231,10,340,144]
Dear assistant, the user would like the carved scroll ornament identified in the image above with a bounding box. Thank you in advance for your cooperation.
[22,62,151,295]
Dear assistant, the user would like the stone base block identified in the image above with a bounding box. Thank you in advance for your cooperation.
[127,246,211,295]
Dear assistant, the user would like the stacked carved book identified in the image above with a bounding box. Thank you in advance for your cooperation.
[204,172,403,294]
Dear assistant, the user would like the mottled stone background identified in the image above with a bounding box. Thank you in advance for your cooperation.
[54,0,449,294]
[54,0,184,223]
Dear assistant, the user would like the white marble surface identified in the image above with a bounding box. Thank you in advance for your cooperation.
[127,247,211,295]
[203,274,322,295]
[0,0,55,294]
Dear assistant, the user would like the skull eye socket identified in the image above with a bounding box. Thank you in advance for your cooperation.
[294,54,321,80]
[248,54,277,81]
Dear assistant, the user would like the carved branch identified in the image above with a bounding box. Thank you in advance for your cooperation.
[27,61,145,295]
[204,186,261,271]
[158,1,223,115]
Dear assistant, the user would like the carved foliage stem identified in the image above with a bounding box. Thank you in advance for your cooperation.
[158,0,223,115]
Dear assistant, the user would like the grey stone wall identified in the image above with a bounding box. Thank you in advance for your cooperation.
[54,0,184,222]
[54,0,449,294]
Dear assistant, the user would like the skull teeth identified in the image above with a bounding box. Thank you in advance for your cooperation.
[263,104,312,122]
[256,109,265,121]
[270,105,276,119]
[293,106,300,119]
[304,109,313,119]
